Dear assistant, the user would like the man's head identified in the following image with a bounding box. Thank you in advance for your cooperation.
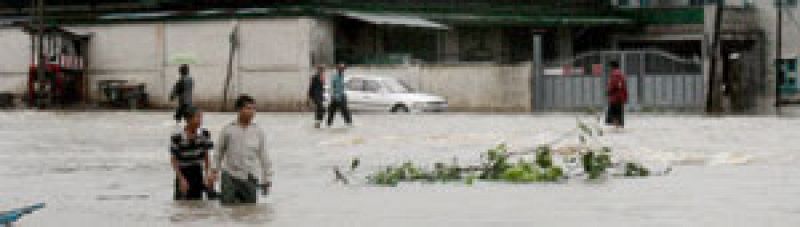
[179,64,190,76]
[609,61,620,69]
[336,63,346,75]
[316,65,325,74]
[235,95,256,123]
[184,107,203,127]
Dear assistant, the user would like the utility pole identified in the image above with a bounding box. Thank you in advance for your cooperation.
[222,24,239,112]
[35,0,46,107]
[706,0,724,113]
[777,0,784,110]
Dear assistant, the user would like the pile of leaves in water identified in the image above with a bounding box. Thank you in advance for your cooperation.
[342,119,661,186]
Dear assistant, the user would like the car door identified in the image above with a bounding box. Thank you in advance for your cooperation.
[361,79,389,111]
[345,78,367,111]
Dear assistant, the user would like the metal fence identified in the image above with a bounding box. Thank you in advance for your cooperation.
[534,50,704,112]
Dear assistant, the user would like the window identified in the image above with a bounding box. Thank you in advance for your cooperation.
[364,80,382,93]
[690,0,707,6]
[347,79,364,91]
[777,0,798,7]
[384,79,414,93]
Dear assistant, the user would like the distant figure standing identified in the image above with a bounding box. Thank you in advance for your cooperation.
[170,64,194,123]
[606,61,628,128]
[726,53,745,112]
[327,64,352,127]
[308,65,326,128]
[212,95,273,204]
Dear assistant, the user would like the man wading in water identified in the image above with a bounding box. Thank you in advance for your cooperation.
[210,95,273,204]
[170,107,218,200]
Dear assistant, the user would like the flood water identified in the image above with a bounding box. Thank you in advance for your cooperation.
[2,111,800,226]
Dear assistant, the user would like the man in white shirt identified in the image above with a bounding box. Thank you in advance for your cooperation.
[211,95,273,204]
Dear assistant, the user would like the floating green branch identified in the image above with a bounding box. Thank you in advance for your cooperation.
[341,119,666,186]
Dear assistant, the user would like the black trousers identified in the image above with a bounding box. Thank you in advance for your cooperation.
[312,98,325,121]
[327,98,352,126]
[174,165,206,200]
[606,103,624,127]
[174,103,190,122]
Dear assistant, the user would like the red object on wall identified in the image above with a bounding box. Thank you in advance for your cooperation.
[562,65,572,76]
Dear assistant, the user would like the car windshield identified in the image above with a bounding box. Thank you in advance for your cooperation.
[382,79,414,93]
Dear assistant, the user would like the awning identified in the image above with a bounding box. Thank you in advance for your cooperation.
[98,11,176,20]
[0,16,29,26]
[427,14,633,26]
[340,11,448,30]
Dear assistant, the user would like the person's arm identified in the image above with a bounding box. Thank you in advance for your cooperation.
[169,81,179,100]
[171,156,188,191]
[256,128,273,187]
[204,152,211,174]
[308,77,315,100]
[213,127,228,175]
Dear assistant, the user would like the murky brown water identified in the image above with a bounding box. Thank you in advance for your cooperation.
[2,111,800,226]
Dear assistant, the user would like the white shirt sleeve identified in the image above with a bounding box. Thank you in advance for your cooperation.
[256,127,273,183]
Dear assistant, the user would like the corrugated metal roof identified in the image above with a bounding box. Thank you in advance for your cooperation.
[97,11,175,20]
[426,14,633,26]
[341,11,448,30]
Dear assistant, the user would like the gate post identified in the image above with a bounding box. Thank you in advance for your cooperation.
[531,32,544,111]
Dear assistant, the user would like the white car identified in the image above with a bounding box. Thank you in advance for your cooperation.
[325,76,448,113]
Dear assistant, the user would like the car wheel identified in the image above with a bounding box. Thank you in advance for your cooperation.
[391,104,410,113]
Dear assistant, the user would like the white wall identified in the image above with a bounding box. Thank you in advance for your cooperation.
[310,19,335,65]
[71,23,164,104]
[237,18,315,111]
[0,28,30,93]
[163,21,235,108]
[0,18,320,110]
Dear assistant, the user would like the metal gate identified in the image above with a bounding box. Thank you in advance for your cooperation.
[534,50,704,112]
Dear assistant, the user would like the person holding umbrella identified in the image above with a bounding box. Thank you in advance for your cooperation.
[170,64,194,123]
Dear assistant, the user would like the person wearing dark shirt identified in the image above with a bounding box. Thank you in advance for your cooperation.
[170,107,217,200]
[308,65,326,128]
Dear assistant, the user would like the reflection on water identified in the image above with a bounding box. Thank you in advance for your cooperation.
[170,201,273,224]
[2,112,800,226]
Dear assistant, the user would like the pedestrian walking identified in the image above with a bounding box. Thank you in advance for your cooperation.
[170,64,194,123]
[308,65,326,128]
[327,64,353,127]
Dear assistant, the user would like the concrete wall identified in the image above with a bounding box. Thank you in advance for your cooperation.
[0,18,533,112]
[347,63,532,111]
[751,2,797,113]
[0,28,30,94]
[70,23,165,105]
[311,19,335,66]
[237,18,315,111]
[0,17,324,111]
[698,0,800,113]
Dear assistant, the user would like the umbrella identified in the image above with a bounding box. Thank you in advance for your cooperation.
[169,53,198,65]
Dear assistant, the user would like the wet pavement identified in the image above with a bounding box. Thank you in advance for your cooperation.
[2,111,800,226]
